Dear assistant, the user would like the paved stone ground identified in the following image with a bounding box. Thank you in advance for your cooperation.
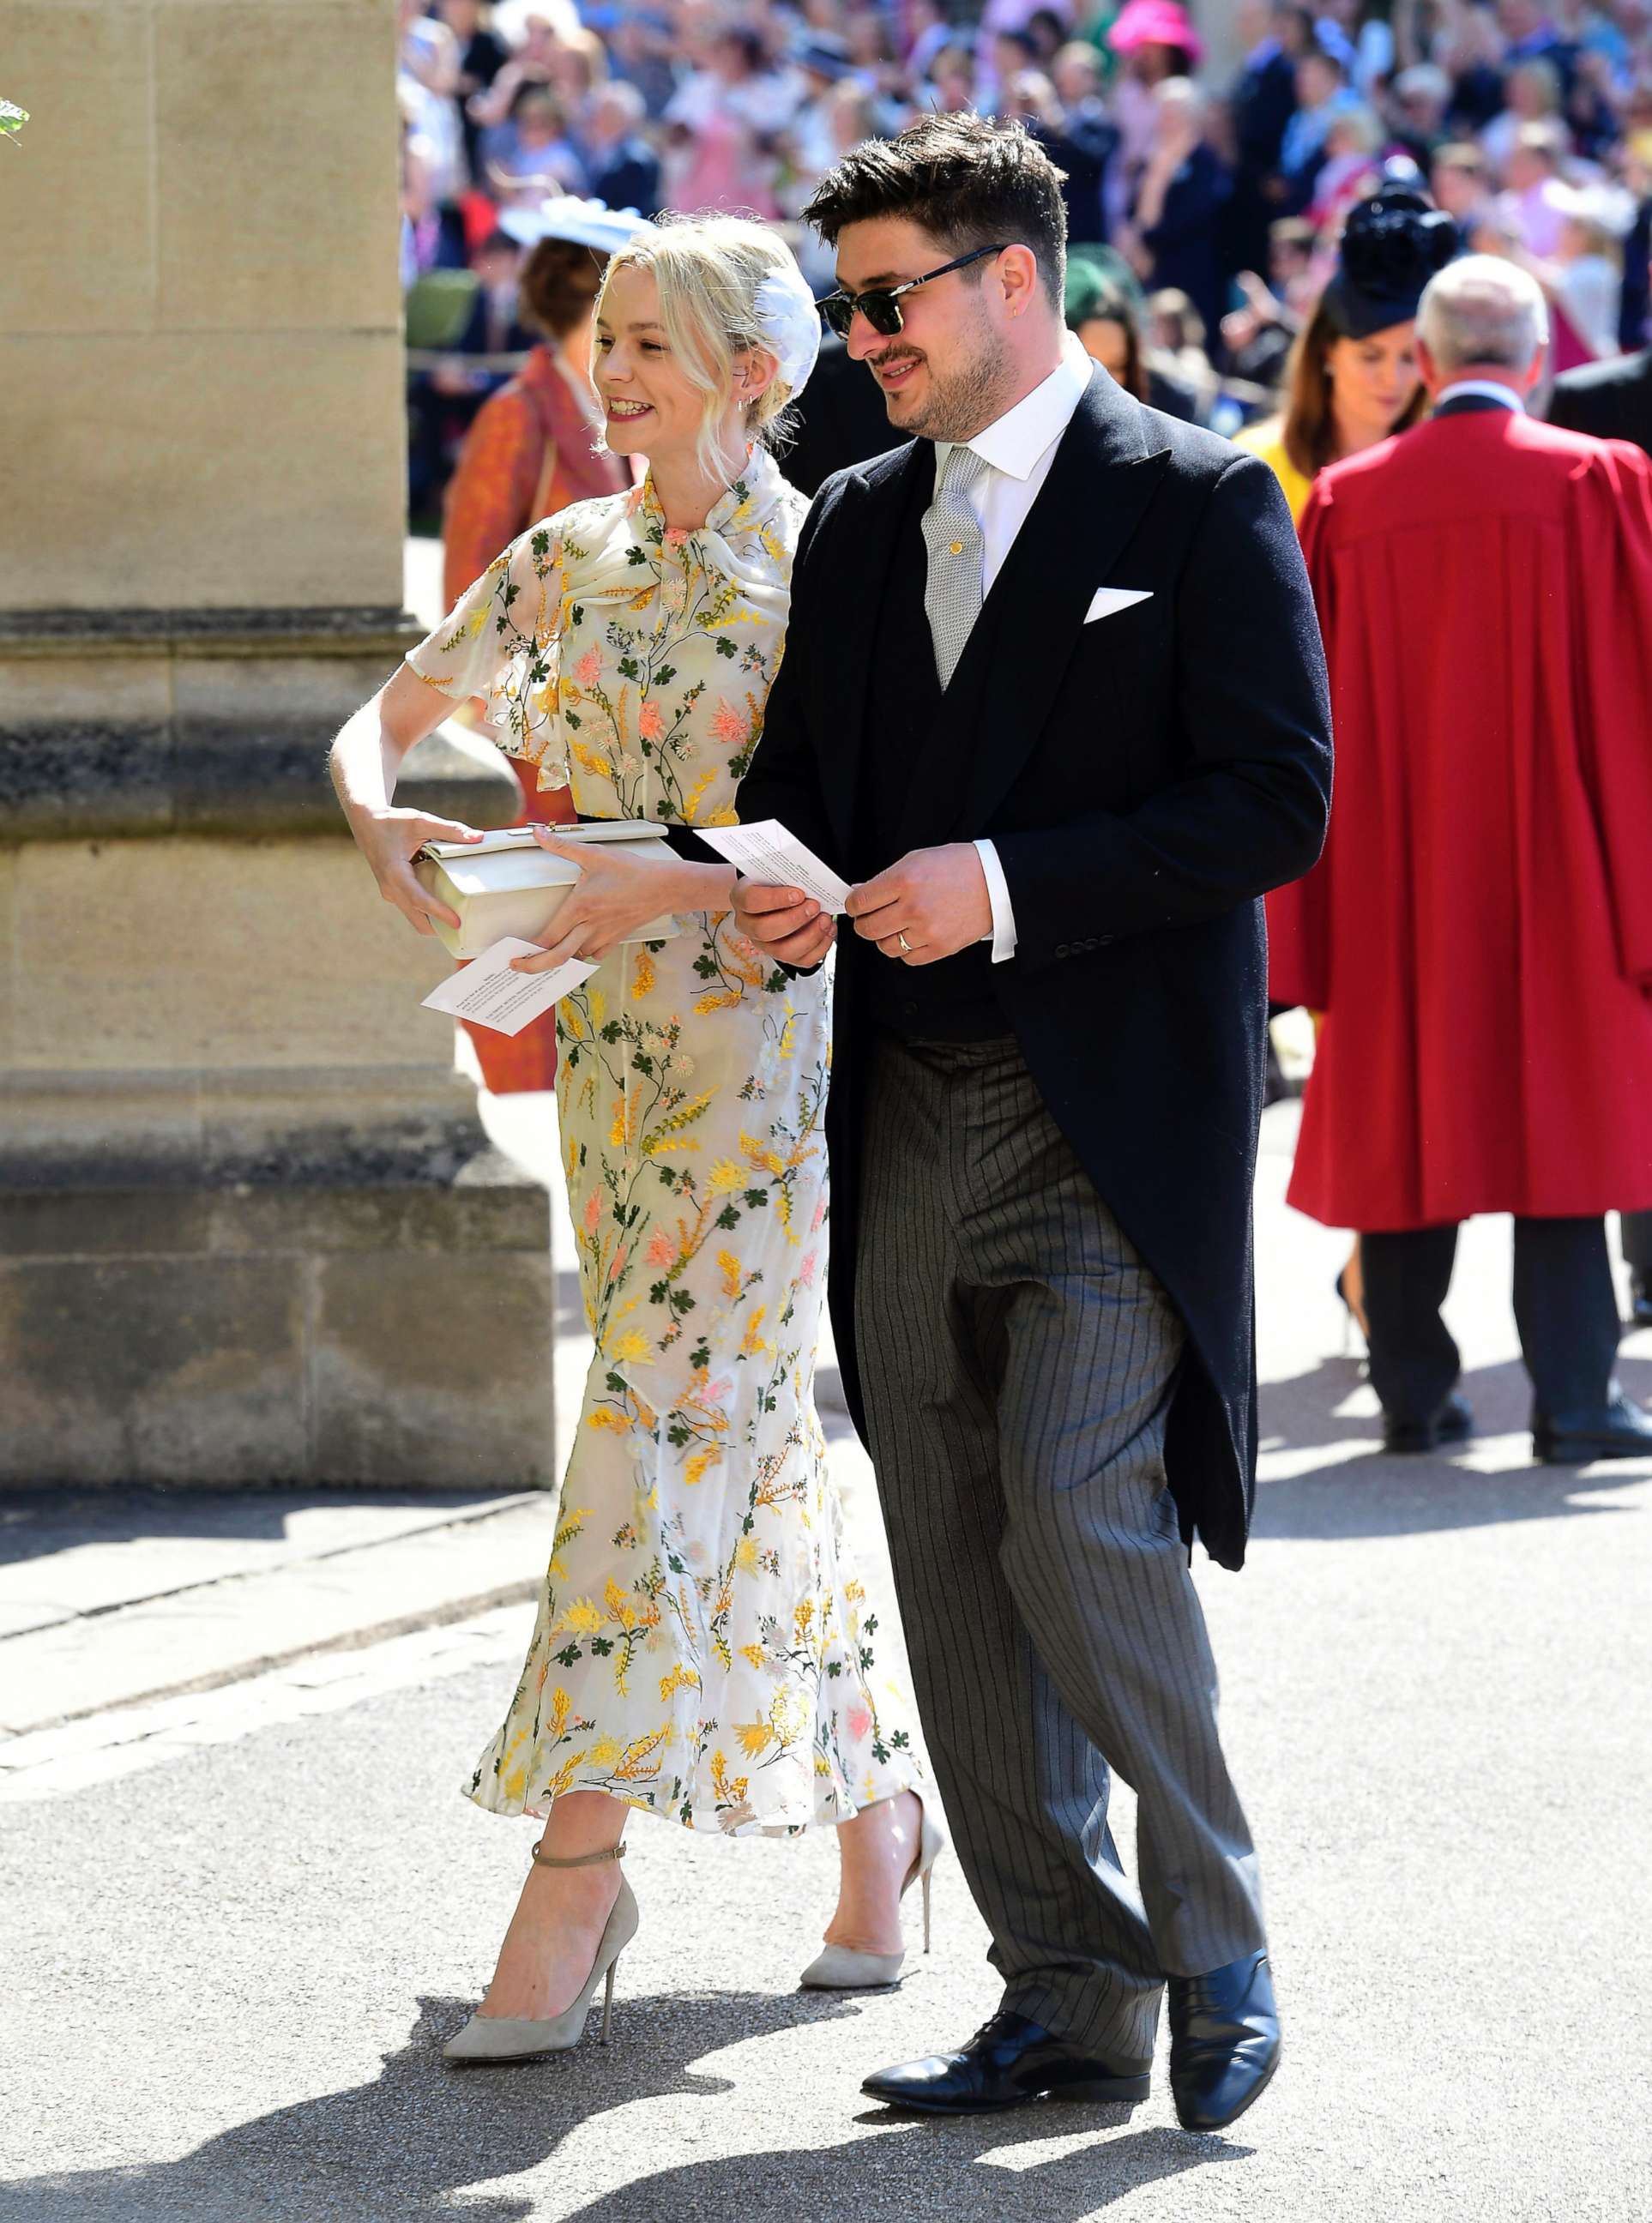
[2,1099,1649,2223]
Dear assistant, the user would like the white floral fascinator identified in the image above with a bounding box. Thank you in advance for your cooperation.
[752,260,823,399]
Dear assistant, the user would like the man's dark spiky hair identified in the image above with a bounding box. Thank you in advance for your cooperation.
[802,113,1069,308]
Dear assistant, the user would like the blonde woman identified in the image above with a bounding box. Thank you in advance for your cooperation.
[329,215,939,2065]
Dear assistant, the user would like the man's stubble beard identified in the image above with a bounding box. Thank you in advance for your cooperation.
[888,301,1016,445]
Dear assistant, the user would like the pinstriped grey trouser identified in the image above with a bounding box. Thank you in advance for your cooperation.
[853,1034,1266,2064]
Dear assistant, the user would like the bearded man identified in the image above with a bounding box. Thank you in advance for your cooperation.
[732,114,1333,2132]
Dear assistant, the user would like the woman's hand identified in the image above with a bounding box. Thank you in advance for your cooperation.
[350,806,485,937]
[509,833,730,973]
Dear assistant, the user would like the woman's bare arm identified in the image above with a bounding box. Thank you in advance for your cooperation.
[329,666,485,935]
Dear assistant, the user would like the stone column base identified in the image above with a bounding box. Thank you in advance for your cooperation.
[0,1159,556,1488]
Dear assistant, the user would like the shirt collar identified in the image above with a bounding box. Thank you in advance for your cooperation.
[937,332,1094,485]
[1436,378,1526,414]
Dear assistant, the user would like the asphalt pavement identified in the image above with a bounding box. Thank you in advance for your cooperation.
[2,1099,1649,2223]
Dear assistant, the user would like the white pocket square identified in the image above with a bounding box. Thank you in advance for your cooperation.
[1085,587,1153,624]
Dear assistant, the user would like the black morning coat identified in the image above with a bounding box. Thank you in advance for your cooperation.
[734,365,1333,1571]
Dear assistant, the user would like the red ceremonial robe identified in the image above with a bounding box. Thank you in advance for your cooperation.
[1269,407,1652,1232]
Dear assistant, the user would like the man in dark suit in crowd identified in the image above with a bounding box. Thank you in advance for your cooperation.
[1548,276,1652,454]
[781,329,906,497]
[731,114,1331,2134]
[1225,0,1303,280]
[1618,197,1649,353]
[1548,255,1652,1327]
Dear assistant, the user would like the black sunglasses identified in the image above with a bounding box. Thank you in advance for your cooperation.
[818,244,1010,340]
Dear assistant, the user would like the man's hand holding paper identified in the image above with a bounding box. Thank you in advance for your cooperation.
[730,880,837,969]
[707,819,845,968]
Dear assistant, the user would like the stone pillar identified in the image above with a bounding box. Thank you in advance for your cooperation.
[0,1,556,1487]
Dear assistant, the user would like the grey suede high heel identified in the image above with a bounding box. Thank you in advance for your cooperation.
[799,1792,947,1991]
[443,1840,637,2067]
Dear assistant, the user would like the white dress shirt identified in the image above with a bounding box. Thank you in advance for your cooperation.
[932,331,1094,961]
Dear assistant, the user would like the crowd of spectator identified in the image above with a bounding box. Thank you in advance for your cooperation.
[401,0,1652,510]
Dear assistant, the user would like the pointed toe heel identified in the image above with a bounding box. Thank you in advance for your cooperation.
[799,1790,948,1990]
[799,1942,906,1991]
[443,1839,637,2069]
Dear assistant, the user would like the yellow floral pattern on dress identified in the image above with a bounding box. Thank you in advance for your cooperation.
[405,447,922,1834]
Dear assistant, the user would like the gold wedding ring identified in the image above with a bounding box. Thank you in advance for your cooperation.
[897,932,912,955]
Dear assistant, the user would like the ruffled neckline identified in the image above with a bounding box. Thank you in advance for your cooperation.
[633,444,791,563]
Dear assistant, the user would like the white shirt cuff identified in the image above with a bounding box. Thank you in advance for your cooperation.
[974,838,1017,963]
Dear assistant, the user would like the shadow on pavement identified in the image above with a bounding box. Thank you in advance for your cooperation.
[3,1991,840,2223]
[560,2116,1249,2220]
[0,1486,521,1572]
[1256,1347,1652,1540]
[6,1986,1248,2223]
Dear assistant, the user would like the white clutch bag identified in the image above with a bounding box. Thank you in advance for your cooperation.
[413,820,685,961]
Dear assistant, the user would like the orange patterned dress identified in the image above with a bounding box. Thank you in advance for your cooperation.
[440,341,631,1093]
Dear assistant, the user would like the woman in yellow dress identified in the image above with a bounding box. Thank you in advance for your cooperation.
[329,214,937,2064]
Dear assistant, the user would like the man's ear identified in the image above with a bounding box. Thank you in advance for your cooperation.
[998,244,1041,319]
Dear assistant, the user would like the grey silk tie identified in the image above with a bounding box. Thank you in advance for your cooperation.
[921,442,990,690]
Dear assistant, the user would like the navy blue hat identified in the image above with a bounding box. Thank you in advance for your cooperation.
[1323,184,1459,340]
[793,33,855,80]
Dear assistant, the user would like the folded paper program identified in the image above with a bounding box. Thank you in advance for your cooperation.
[420,940,598,1035]
[696,819,853,913]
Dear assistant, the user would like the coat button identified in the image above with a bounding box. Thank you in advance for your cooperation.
[1055,943,1070,958]
[1098,934,1114,946]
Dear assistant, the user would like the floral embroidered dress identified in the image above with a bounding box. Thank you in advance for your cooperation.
[405,445,923,1835]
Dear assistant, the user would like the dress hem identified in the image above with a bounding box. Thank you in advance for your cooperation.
[461,1767,925,1840]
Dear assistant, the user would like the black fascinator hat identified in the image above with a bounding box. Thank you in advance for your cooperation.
[1322,184,1459,340]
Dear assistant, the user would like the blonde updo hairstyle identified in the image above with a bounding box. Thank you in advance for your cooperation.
[594,213,803,477]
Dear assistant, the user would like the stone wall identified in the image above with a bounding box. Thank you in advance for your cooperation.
[1,0,405,615]
[0,0,558,1490]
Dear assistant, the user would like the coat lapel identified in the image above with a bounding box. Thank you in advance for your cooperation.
[953,370,1170,839]
[817,443,925,856]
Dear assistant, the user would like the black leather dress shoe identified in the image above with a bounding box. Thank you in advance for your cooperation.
[861,2010,1150,2116]
[1383,1391,1474,1455]
[1168,1950,1280,2133]
[1533,1391,1652,1463]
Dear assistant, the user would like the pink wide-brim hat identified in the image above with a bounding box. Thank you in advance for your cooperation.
[1106,0,1204,63]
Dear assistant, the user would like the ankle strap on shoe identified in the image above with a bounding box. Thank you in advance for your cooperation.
[530,1838,626,1869]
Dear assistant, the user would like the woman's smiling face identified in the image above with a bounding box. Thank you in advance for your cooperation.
[593,264,708,461]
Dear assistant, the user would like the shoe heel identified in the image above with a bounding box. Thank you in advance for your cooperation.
[600,1955,618,2045]
[1056,2071,1151,2105]
[921,1867,932,1955]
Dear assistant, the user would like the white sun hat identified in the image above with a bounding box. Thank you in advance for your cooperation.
[498,195,652,256]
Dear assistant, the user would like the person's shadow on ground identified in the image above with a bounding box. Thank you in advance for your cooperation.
[555,2114,1249,2220]
[7,1989,1247,2223]
[1254,1345,1652,1541]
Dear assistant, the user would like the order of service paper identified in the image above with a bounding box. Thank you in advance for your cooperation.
[420,939,598,1036]
[696,819,853,914]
